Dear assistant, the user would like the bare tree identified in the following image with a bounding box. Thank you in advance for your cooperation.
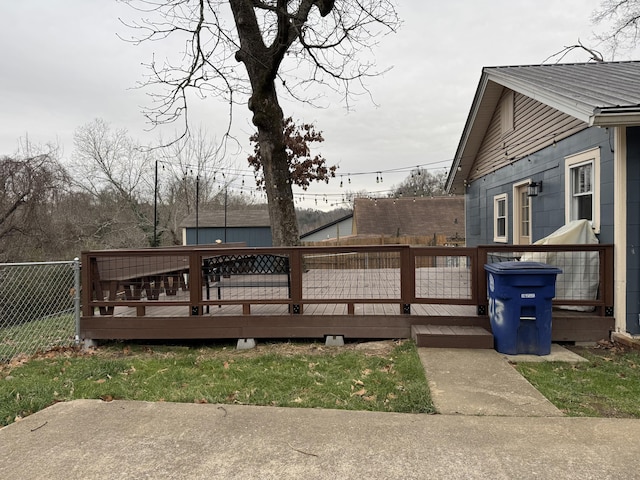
[121,0,400,245]
[593,0,640,57]
[542,40,604,64]
[390,167,447,198]
[0,150,69,261]
[543,1,640,63]
[71,118,157,246]
[156,127,232,244]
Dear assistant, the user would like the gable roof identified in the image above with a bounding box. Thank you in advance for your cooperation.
[180,208,271,228]
[353,197,464,239]
[299,213,354,239]
[447,61,640,193]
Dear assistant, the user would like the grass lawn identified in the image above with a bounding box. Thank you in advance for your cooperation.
[0,314,75,363]
[516,343,640,418]
[0,339,434,427]
[3,338,639,427]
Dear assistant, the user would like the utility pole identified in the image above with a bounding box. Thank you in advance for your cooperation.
[224,186,228,243]
[195,175,200,245]
[153,159,158,247]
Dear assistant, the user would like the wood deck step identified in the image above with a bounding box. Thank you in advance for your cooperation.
[411,325,494,349]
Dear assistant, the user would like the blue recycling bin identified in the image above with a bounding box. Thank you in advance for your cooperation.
[484,262,562,355]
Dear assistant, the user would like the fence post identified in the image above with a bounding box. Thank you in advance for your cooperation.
[190,250,203,315]
[74,257,81,344]
[400,246,413,314]
[289,248,303,314]
[476,246,488,315]
[602,245,615,316]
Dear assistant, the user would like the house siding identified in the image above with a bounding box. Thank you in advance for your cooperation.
[465,126,613,247]
[626,126,640,334]
[185,227,272,247]
[470,91,587,183]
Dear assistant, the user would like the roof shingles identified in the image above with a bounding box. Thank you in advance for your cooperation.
[353,197,464,239]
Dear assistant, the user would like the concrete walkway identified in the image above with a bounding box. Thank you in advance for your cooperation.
[418,344,584,416]
[1,400,639,479]
[1,345,638,479]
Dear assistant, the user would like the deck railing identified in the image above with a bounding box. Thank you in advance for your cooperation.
[476,244,614,316]
[82,243,613,319]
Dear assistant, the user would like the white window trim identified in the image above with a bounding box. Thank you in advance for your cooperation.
[565,148,600,233]
[513,179,532,245]
[493,193,508,243]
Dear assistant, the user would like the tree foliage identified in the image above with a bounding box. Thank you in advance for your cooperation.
[121,0,400,245]
[247,117,336,191]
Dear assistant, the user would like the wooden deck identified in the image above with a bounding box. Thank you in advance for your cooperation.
[82,280,611,344]
[81,244,615,344]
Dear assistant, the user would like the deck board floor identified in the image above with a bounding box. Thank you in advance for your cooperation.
[111,299,477,318]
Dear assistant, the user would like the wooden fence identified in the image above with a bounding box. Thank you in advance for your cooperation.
[302,234,451,247]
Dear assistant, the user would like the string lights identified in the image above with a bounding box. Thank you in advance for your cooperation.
[154,158,456,207]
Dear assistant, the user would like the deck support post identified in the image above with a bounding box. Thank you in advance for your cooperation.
[237,338,256,350]
[325,335,344,346]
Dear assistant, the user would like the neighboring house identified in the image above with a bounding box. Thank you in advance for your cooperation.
[445,61,640,336]
[180,208,272,247]
[300,213,354,242]
[352,196,465,242]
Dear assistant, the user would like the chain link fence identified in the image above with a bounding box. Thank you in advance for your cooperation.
[0,260,80,363]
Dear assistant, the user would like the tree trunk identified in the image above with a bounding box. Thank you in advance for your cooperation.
[230,0,304,246]
[249,84,300,246]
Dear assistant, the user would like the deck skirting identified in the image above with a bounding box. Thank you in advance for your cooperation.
[80,312,612,343]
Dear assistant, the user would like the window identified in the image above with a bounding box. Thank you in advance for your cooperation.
[572,162,593,220]
[520,191,530,237]
[565,148,600,233]
[493,193,508,242]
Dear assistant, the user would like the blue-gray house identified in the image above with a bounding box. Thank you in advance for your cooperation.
[446,61,640,338]
[180,208,272,247]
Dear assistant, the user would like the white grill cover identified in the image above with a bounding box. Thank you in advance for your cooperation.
[520,219,599,311]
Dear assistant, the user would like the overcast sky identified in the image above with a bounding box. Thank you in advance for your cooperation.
[2,1,638,209]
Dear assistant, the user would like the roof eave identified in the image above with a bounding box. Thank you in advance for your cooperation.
[485,70,595,124]
[446,73,500,194]
[447,68,601,194]
[591,108,640,127]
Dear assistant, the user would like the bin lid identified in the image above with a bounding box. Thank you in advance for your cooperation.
[484,261,562,275]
